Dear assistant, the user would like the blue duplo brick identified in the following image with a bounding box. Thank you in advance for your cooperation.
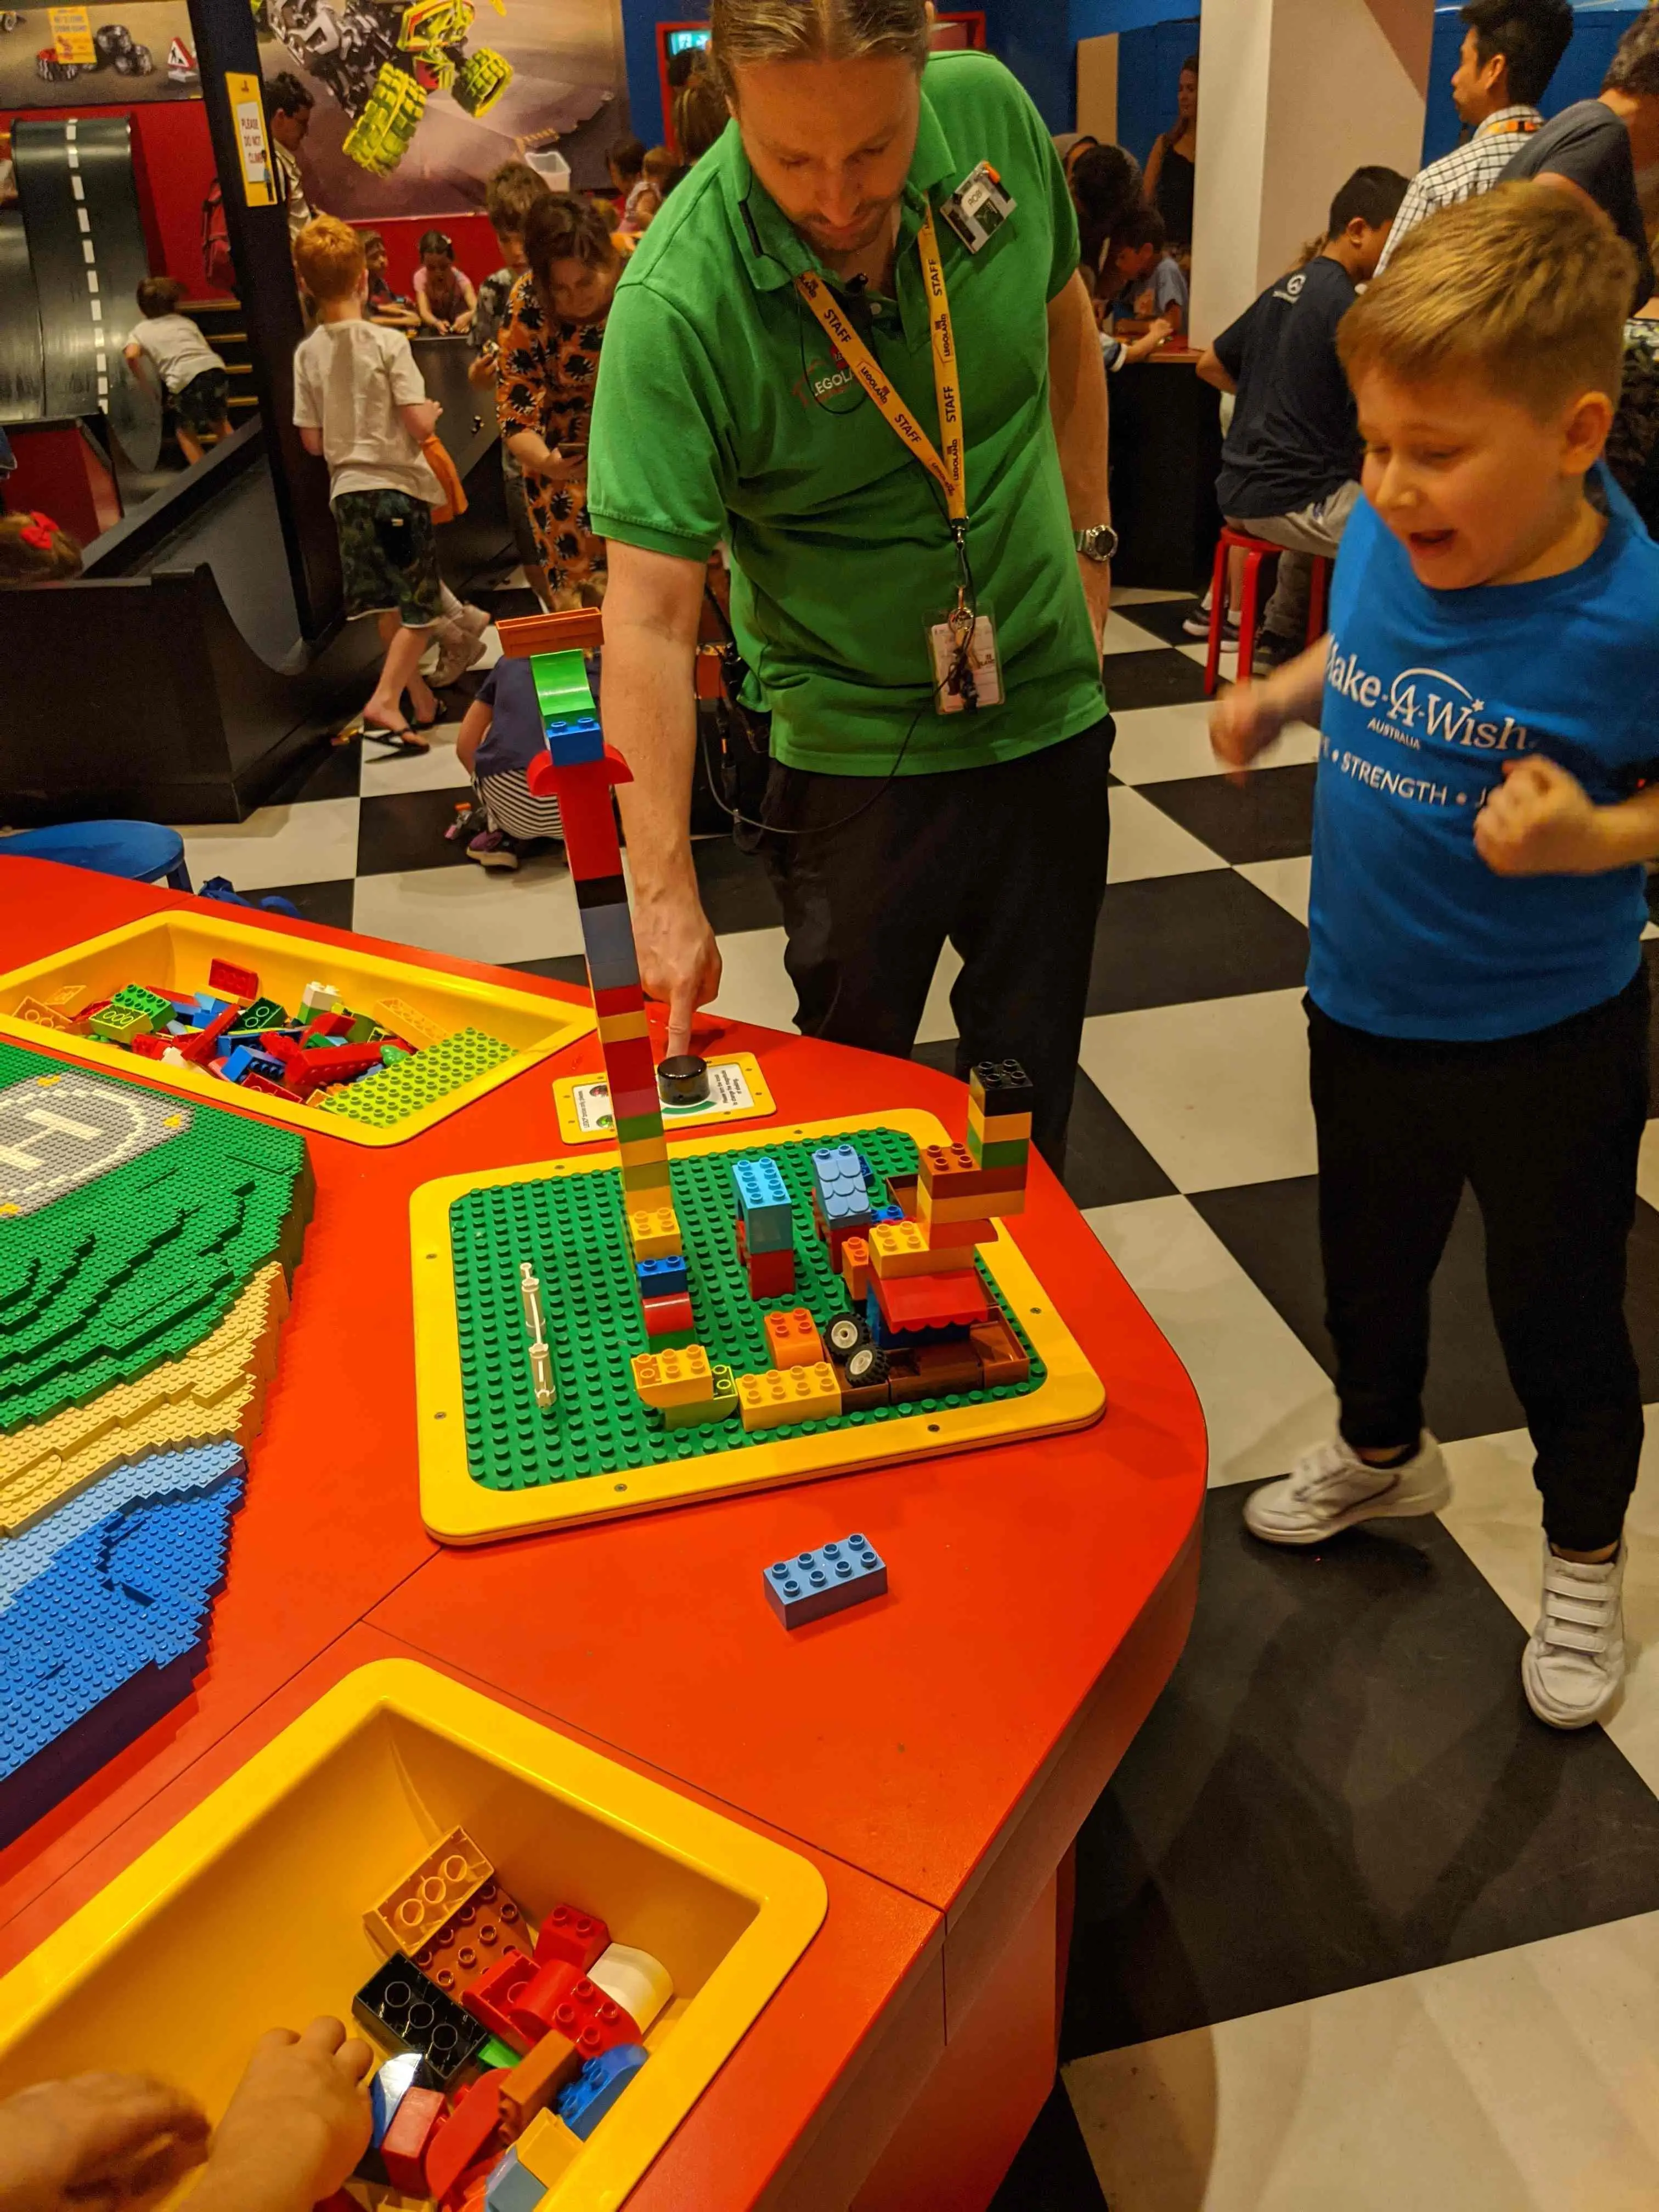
[764,1535,887,1627]
[732,1158,793,1253]
[555,2044,650,2141]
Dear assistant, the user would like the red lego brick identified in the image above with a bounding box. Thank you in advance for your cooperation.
[518,1974,640,2061]
[129,1032,167,1060]
[424,2073,505,2205]
[174,1006,237,1065]
[736,1222,797,1299]
[239,1071,291,1097]
[529,758,623,877]
[534,1903,611,1971]
[380,2085,446,2196]
[602,1033,657,1094]
[642,1290,695,1337]
[298,1041,384,1084]
[871,1264,992,1333]
[924,1215,999,1252]
[593,983,646,1018]
[300,1012,353,1043]
[460,1951,537,2052]
[208,958,259,1001]
[610,1081,662,1121]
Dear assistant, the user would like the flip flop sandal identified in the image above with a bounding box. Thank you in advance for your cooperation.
[337,716,431,758]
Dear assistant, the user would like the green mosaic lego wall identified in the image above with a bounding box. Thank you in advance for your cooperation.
[449,1128,1044,1491]
[0,1041,312,1435]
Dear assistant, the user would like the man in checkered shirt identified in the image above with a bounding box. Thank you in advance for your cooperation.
[1376,0,1574,274]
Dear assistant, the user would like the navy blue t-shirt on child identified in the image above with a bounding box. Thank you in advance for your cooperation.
[473,658,546,778]
[1309,474,1659,1041]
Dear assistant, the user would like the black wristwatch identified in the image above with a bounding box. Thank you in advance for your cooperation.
[1075,523,1119,564]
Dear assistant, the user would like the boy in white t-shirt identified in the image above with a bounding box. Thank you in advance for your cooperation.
[292,216,446,753]
[123,276,230,464]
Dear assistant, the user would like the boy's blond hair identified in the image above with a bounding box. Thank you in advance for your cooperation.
[1338,183,1636,419]
[293,214,365,304]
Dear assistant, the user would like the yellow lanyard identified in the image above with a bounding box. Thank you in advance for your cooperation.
[795,205,967,531]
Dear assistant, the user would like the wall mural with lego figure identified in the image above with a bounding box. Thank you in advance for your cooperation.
[0,0,199,105]
[255,0,625,216]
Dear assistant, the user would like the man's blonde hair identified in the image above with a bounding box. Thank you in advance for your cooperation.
[293,213,365,303]
[708,0,930,95]
[1338,183,1636,418]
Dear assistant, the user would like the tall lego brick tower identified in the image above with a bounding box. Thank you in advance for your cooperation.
[498,614,680,1272]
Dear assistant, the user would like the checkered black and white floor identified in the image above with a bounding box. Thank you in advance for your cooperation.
[174,590,1659,2210]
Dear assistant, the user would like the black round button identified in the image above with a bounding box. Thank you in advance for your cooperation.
[657,1054,711,1105]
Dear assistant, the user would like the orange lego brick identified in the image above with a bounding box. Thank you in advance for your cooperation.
[841,1235,871,1301]
[920,1142,1024,1203]
[764,1307,823,1368]
[738,1362,840,1432]
[365,1827,493,1957]
[970,1318,1031,1387]
[869,1221,944,1279]
[499,2022,582,2132]
[967,1100,1034,1143]
[920,1181,1025,1226]
[631,1344,713,1408]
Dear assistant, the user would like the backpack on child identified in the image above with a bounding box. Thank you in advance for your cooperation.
[200,179,234,295]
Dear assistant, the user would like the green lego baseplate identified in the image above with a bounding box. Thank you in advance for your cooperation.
[314,1027,513,1128]
[0,1040,312,1436]
[449,1128,1045,1492]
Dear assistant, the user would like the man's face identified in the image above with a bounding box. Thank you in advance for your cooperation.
[1451,27,1500,125]
[271,102,310,149]
[1355,364,1606,590]
[731,53,922,263]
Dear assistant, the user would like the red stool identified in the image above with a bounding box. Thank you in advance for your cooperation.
[1204,528,1331,697]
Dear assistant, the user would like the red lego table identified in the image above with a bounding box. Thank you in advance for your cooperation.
[0,858,1207,2210]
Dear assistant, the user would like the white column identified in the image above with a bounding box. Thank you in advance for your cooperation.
[1189,0,1435,346]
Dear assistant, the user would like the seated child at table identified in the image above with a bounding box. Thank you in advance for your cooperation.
[0,2013,370,2212]
[123,276,232,465]
[414,229,476,334]
[1104,207,1188,340]
[363,232,420,330]
[453,656,568,871]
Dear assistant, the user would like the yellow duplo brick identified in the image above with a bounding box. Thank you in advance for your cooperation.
[597,1006,650,1046]
[628,1205,682,1261]
[622,1173,673,1209]
[967,1102,1034,1144]
[0,1262,290,1537]
[632,1344,713,1407]
[618,1133,669,1171]
[737,1362,839,1432]
[869,1220,944,1279]
[921,1184,1025,1227]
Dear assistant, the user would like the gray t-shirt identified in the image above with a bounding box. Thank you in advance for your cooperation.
[292,317,443,504]
[127,313,224,394]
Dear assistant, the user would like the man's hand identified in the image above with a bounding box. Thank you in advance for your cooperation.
[0,2072,209,2212]
[1475,755,1608,876]
[1078,555,1112,658]
[184,2019,371,2212]
[1210,680,1288,780]
[634,882,723,1059]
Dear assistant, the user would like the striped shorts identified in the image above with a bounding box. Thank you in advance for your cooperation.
[478,769,565,843]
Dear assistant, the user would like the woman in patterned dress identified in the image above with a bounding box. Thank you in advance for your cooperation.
[495,195,624,607]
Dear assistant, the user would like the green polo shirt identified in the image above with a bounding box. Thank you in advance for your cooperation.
[586,51,1106,776]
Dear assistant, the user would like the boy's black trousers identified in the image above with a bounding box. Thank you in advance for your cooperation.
[759,718,1115,1170]
[1309,970,1650,1554]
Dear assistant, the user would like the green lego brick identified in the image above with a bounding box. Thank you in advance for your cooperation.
[530,648,595,731]
[967,1132,1029,1171]
[90,1006,147,1045]
[238,997,289,1034]
[315,1028,513,1128]
[614,1110,662,1144]
[0,1041,312,1435]
[448,1128,1043,1494]
[108,984,174,1034]
[476,2036,520,2070]
[661,1364,739,1429]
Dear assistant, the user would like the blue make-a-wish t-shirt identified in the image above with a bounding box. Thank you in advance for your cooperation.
[1307,480,1659,1040]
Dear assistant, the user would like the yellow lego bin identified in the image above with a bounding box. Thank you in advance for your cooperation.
[0,912,594,1147]
[0,1662,827,2208]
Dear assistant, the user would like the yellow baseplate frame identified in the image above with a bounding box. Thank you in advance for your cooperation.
[412,1109,1105,1544]
[552,1049,776,1144]
[0,1661,828,2212]
[0,910,593,1147]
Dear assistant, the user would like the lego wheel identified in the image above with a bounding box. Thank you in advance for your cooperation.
[452,44,511,116]
[341,61,426,176]
[826,1313,867,1359]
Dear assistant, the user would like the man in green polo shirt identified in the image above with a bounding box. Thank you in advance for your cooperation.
[588,0,1114,1164]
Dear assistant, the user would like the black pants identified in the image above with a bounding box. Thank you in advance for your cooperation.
[760,719,1114,1168]
[1309,972,1650,1553]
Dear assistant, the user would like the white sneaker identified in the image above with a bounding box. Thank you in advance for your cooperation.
[1522,1539,1626,1730]
[430,603,491,687]
[1244,1432,1449,1547]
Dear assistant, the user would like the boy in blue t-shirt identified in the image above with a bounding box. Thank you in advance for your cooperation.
[1212,184,1659,1733]
[453,656,567,870]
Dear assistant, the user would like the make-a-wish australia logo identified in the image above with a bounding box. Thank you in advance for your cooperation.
[1328,643,1533,755]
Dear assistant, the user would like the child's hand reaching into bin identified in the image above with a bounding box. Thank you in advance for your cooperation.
[182,2019,373,2212]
